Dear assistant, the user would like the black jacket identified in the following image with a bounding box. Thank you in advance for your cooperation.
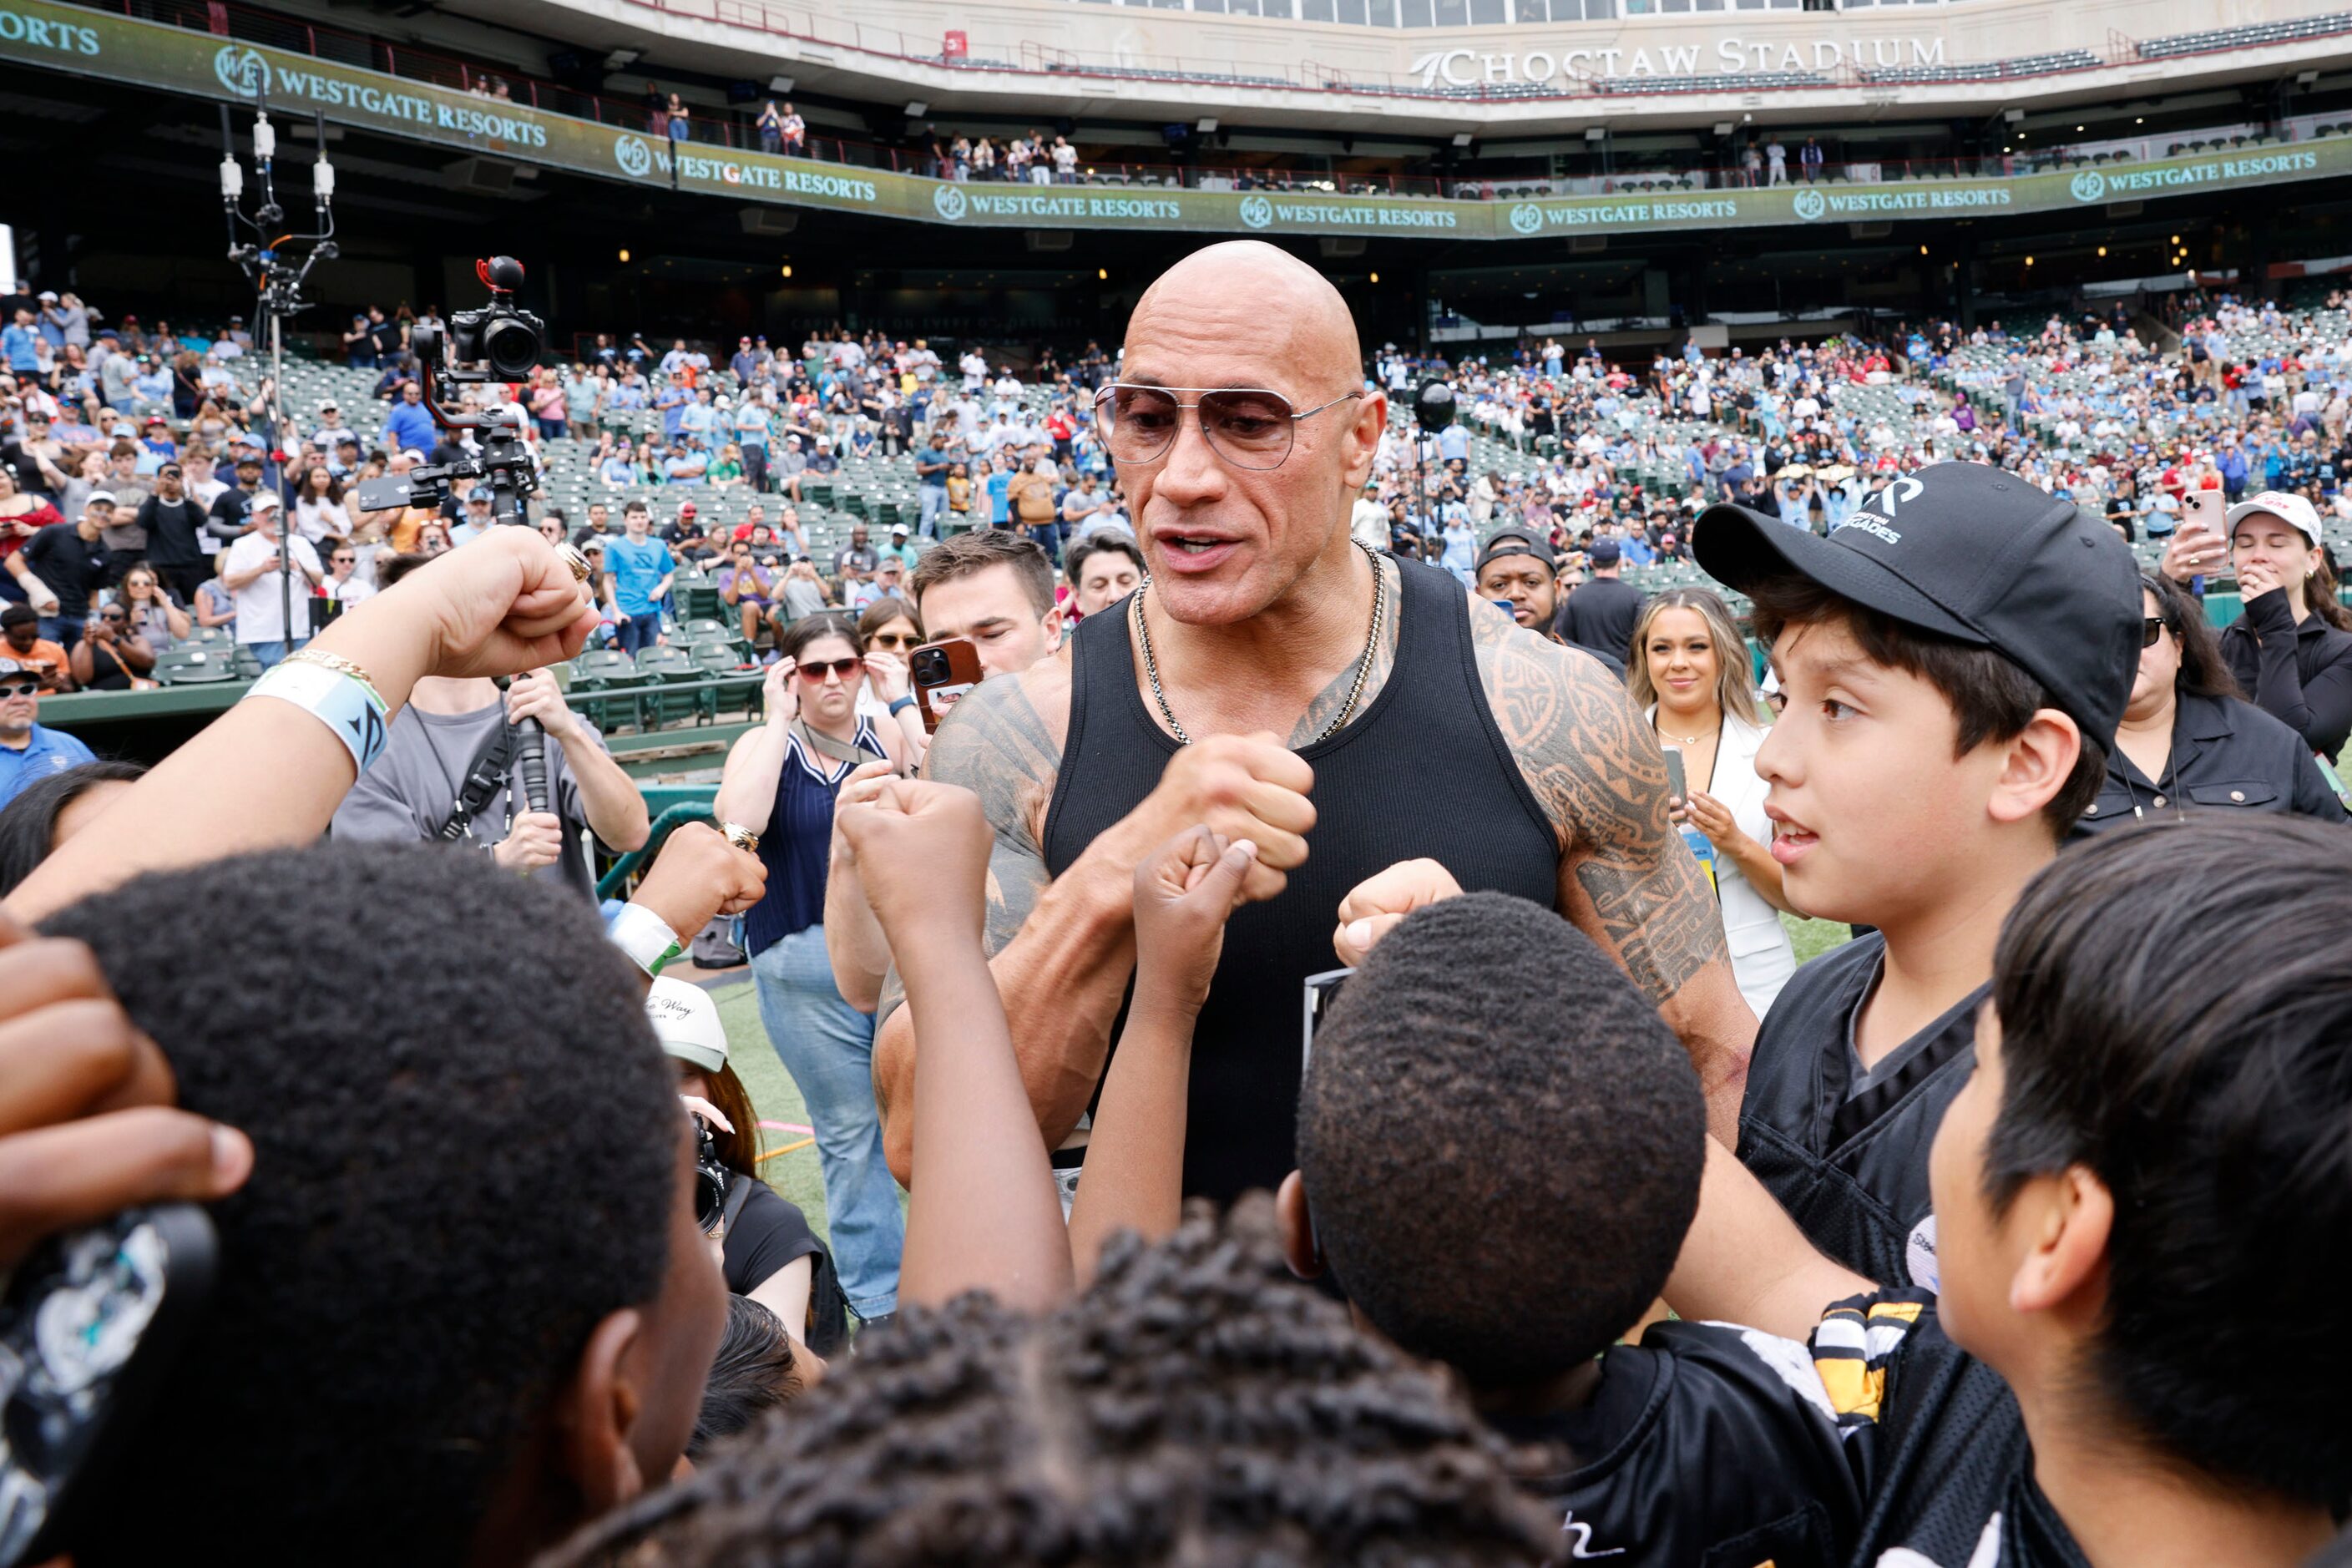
[137,495,212,569]
[2219,589,2352,759]
[2075,690,2348,837]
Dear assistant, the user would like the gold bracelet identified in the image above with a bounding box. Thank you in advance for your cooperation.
[718,820,761,853]
[284,648,387,711]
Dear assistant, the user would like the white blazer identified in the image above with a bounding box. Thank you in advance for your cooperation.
[1653,705,1798,1019]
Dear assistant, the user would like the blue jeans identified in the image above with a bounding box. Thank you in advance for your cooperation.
[245,636,310,671]
[751,926,903,1318]
[918,483,948,538]
[616,613,662,655]
[39,616,82,653]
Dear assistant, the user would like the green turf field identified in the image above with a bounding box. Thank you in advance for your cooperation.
[716,911,1852,1251]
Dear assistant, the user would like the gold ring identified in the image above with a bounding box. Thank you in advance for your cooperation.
[557,542,593,584]
[718,820,761,853]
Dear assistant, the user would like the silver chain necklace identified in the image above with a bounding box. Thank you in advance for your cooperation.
[1131,539,1387,747]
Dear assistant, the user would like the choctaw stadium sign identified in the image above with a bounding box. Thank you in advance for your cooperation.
[4,0,2344,242]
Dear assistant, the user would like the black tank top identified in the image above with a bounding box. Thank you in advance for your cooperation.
[1043,555,1557,1202]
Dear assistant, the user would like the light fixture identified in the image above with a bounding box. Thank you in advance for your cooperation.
[1712,121,1734,137]
[1097,267,1108,280]
[2135,116,2144,124]
[1197,116,1219,133]
[781,263,792,277]
[2172,234,2181,243]
[604,48,640,70]
[2025,255,2034,266]
[1452,131,1474,147]
[2076,124,2084,132]
[904,99,928,117]
[1586,126,1606,141]
[1920,245,1928,255]
[1370,271,1380,283]
[2004,108,2024,124]
[768,73,795,93]
[2097,245,2107,256]
[617,247,630,262]
[2297,68,2320,86]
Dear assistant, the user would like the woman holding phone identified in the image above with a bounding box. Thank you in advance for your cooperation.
[1627,587,1796,1017]
[2077,573,2347,835]
[716,611,910,1330]
[2164,488,2352,759]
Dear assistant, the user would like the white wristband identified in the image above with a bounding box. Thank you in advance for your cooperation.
[608,902,685,979]
[244,660,389,775]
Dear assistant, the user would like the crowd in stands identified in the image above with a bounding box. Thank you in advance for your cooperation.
[3,233,2352,1568]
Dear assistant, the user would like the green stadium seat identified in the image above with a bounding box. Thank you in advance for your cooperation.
[154,645,239,685]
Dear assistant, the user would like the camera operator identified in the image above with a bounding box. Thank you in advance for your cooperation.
[331,551,648,892]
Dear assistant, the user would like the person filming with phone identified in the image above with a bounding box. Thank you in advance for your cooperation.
[2163,488,2352,760]
[714,610,912,1330]
[2076,571,2348,834]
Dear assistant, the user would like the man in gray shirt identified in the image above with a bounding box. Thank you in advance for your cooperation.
[331,554,649,896]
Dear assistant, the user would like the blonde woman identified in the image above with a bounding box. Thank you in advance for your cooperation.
[1627,586,1796,1015]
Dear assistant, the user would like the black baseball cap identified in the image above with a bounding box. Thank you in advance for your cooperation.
[1473,526,1548,577]
[1693,460,2140,741]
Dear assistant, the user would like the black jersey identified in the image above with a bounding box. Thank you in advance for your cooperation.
[1498,1319,1864,1567]
[1519,1292,2089,1568]
[1737,933,1983,1288]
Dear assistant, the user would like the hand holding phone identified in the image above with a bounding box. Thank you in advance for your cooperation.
[910,636,982,734]
[1663,746,1689,822]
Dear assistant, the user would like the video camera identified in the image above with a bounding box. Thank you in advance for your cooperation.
[354,256,546,524]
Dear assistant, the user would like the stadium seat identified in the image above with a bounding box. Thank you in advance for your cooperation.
[154,646,238,685]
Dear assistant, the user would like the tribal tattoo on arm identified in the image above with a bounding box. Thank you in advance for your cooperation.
[1469,602,1726,997]
[873,663,1066,1032]
[1469,601,1757,1129]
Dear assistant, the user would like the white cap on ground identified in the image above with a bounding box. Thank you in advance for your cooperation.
[645,976,728,1074]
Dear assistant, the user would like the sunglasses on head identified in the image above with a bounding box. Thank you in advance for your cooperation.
[0,679,38,698]
[796,656,862,682]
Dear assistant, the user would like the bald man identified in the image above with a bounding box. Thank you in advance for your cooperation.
[871,241,1755,1199]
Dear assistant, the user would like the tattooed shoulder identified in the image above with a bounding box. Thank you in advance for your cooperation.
[921,651,1071,851]
[1469,600,1724,999]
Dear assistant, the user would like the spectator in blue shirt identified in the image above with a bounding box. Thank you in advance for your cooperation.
[2,309,38,376]
[655,382,689,442]
[382,381,437,458]
[983,459,1013,528]
[0,658,95,809]
[604,500,675,655]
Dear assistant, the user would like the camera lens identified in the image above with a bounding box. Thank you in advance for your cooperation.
[911,648,947,684]
[481,316,541,381]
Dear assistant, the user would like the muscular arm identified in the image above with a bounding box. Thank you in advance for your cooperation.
[1469,600,1759,1142]
[871,659,1138,1186]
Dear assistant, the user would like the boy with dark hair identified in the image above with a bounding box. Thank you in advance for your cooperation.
[39,842,728,1566]
[1659,816,2352,1567]
[1691,461,2141,1285]
[1056,857,1858,1565]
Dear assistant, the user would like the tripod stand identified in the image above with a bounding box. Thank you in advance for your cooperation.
[218,94,336,666]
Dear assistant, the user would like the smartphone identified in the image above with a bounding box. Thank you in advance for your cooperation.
[1302,967,1353,1071]
[909,637,982,734]
[2180,487,2228,594]
[0,1204,217,1566]
[1663,747,1688,812]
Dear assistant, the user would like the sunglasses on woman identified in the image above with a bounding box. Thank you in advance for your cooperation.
[795,656,863,682]
[866,631,919,652]
[2142,615,2169,648]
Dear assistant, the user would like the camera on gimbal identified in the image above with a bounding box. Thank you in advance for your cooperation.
[426,255,544,383]
[353,256,544,520]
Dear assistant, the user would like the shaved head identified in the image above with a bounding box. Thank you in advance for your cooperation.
[1116,242,1385,627]
[1127,241,1363,397]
